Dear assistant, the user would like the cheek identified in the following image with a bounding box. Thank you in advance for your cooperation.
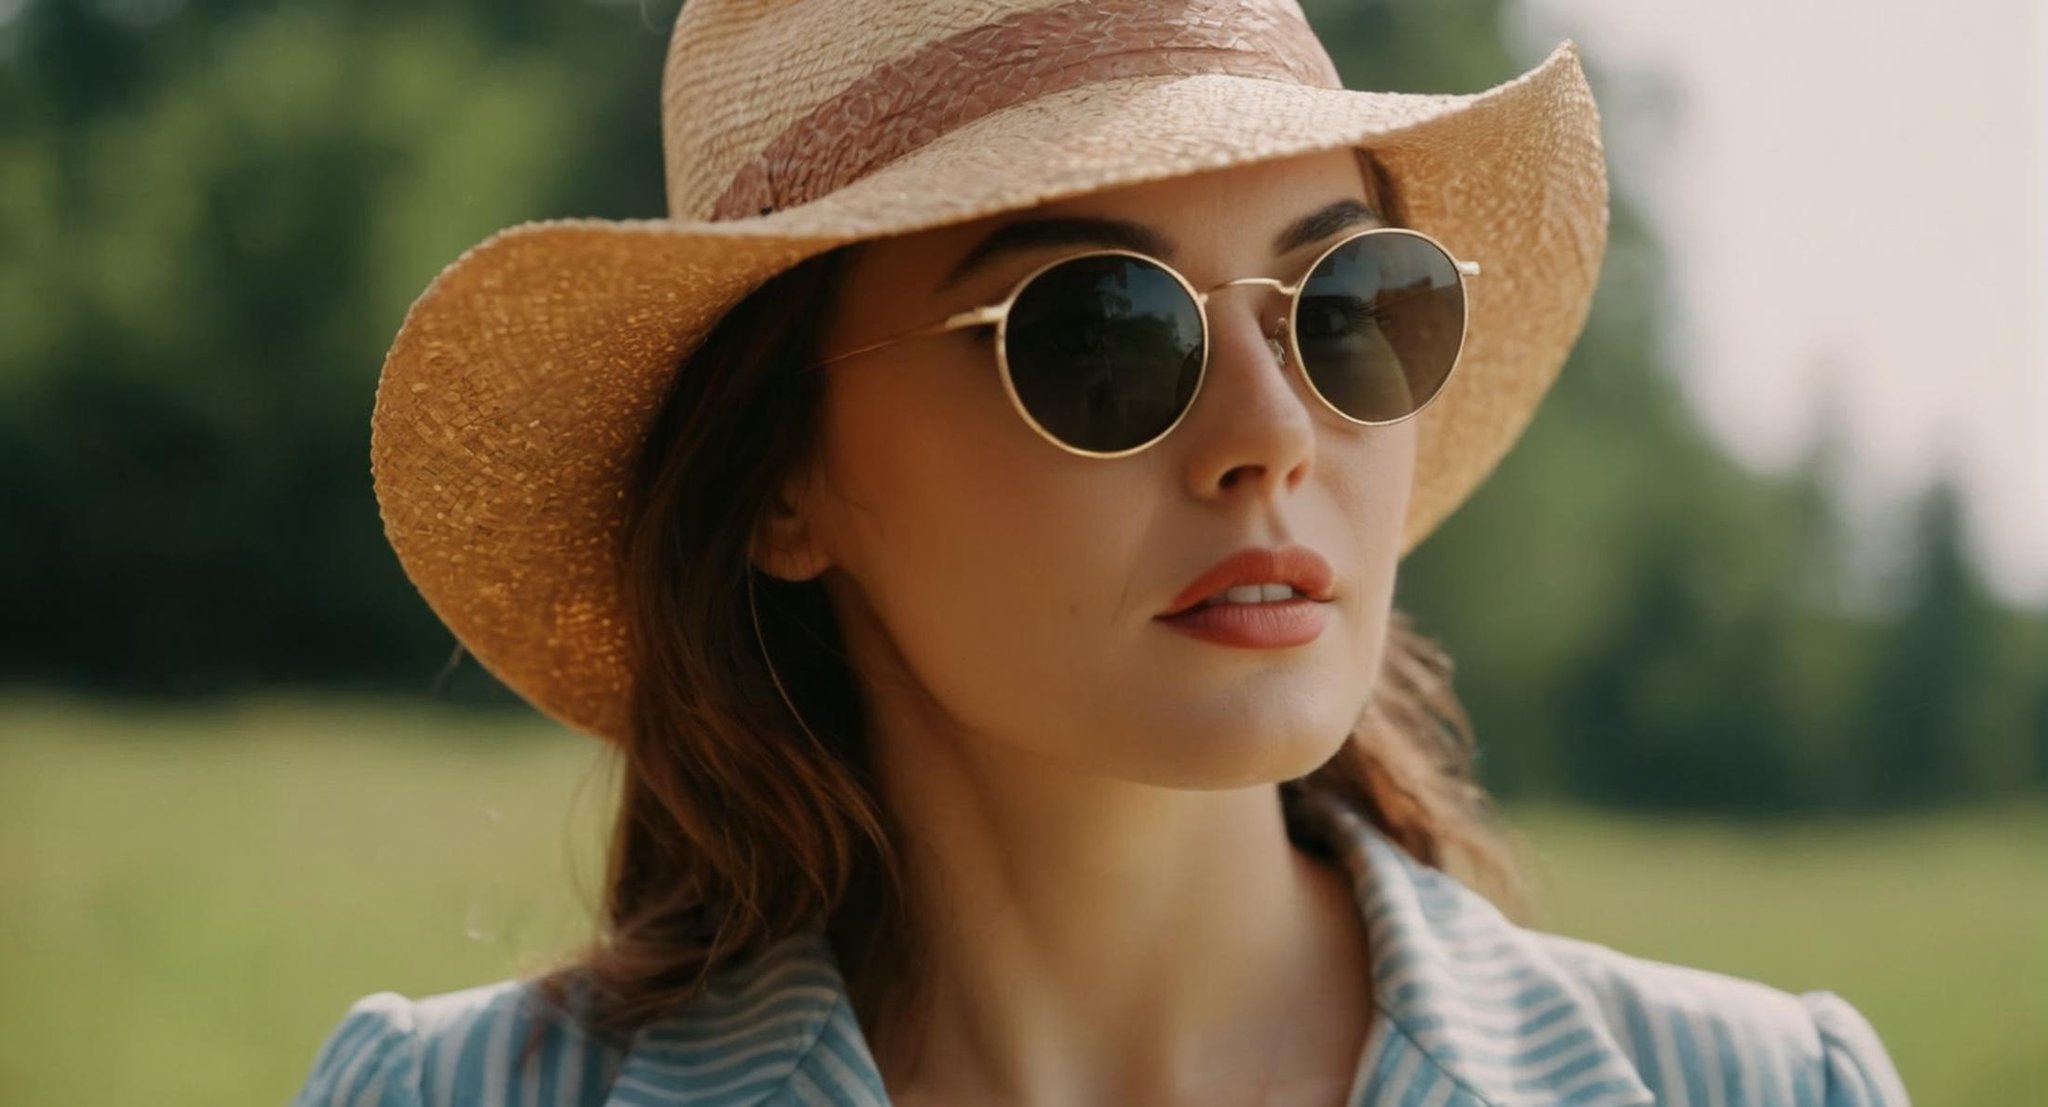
[1339,422,1414,687]
[1333,420,1415,567]
[822,345,1089,564]
[1325,422,1413,658]
[815,357,1148,702]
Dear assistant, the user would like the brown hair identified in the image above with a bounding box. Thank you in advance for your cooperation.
[526,169,1534,1063]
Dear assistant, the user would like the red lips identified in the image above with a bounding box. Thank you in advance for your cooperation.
[1159,545,1336,618]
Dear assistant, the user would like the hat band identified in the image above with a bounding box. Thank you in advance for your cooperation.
[708,0,1342,221]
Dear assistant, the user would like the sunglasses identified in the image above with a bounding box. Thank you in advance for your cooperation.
[808,226,1480,458]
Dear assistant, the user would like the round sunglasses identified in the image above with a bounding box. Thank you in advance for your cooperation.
[809,226,1480,458]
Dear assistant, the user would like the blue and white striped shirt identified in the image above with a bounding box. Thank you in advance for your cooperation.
[292,796,1910,1106]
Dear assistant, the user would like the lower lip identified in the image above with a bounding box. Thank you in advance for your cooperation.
[1154,599,1329,648]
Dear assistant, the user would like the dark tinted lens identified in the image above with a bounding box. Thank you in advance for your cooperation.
[1003,254,1204,454]
[1294,231,1465,423]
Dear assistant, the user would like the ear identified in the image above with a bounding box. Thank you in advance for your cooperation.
[748,466,833,583]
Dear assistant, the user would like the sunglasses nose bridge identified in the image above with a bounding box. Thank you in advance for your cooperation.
[1196,275,1294,341]
[1206,275,1290,293]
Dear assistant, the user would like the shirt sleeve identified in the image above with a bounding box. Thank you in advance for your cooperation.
[290,991,425,1107]
[1799,989,1912,1106]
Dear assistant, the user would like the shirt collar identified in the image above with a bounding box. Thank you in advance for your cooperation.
[604,790,1655,1107]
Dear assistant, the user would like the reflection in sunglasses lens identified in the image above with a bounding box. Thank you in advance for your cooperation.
[1297,231,1464,423]
[1005,255,1203,454]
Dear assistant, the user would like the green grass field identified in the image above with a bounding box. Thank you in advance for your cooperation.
[3,695,2039,1104]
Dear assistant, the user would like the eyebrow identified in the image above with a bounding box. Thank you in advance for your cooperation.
[935,198,1385,291]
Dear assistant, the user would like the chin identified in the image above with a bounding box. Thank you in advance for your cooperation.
[1099,706,1360,791]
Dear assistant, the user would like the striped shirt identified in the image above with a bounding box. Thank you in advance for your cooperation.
[292,795,1910,1106]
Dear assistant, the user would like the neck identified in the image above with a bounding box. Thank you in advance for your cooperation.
[853,694,1375,1107]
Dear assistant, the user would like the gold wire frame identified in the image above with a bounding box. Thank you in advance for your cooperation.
[809,226,1482,459]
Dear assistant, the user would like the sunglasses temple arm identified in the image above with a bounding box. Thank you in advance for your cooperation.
[1457,260,1481,278]
[809,304,1008,369]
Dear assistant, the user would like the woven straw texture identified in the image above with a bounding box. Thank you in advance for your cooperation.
[369,0,1610,743]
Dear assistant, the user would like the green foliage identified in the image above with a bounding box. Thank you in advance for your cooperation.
[1,0,2042,810]
[1,0,665,694]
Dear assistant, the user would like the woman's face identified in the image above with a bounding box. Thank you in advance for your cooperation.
[761,147,1414,789]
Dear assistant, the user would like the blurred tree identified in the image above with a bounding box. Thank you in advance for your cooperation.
[1,0,669,700]
[1856,474,2029,807]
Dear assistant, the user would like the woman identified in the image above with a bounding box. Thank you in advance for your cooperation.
[295,2,1909,1104]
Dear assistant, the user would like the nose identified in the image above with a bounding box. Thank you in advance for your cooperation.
[1178,280,1317,502]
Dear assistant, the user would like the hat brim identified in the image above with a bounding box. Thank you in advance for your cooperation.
[370,39,1608,742]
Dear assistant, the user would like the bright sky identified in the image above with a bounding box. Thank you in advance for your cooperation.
[1511,0,2048,609]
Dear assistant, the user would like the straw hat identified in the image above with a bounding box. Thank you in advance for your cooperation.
[369,0,1610,743]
